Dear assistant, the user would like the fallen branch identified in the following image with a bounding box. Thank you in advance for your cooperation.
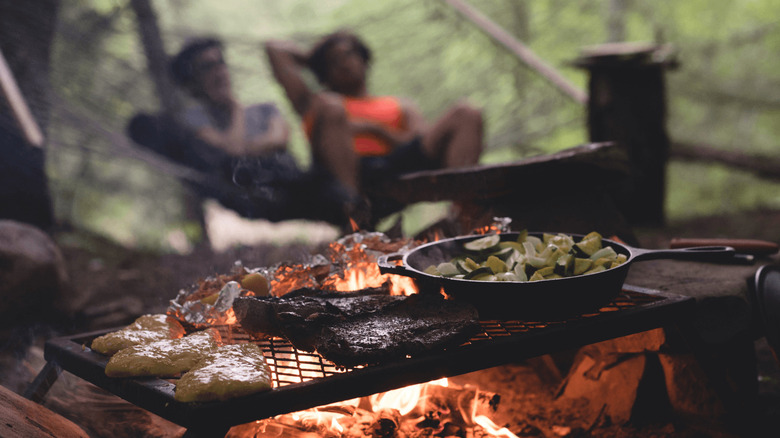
[671,142,780,182]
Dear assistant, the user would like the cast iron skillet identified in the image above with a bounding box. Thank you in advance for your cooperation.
[377,232,736,320]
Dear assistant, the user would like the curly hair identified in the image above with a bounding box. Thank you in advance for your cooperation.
[169,37,223,87]
[307,31,372,85]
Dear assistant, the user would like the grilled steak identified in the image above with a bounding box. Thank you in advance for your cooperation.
[313,293,481,367]
[233,290,481,367]
[233,286,401,346]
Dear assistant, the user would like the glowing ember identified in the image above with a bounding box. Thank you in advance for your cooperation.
[227,377,508,437]
[276,232,421,296]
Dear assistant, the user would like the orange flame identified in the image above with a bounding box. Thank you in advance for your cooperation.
[322,260,418,296]
[474,415,520,438]
[228,377,518,437]
[224,307,237,325]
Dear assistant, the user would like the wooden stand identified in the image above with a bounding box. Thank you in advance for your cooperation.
[574,43,678,227]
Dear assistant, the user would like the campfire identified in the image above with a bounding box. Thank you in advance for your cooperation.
[29,223,707,438]
[168,231,423,328]
[160,230,520,437]
[227,378,510,438]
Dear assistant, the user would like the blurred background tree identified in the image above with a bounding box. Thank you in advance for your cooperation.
[35,0,780,251]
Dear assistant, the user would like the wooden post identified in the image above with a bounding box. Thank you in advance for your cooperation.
[575,43,678,226]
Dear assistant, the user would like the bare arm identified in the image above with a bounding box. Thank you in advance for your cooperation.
[194,99,248,155]
[264,40,313,117]
[244,112,290,155]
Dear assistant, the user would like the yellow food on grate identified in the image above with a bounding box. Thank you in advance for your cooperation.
[174,343,272,403]
[104,328,221,378]
[90,314,186,356]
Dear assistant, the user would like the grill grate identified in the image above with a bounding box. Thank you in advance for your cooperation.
[175,288,667,389]
[36,285,693,435]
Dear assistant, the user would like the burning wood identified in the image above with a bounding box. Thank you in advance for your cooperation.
[225,379,507,438]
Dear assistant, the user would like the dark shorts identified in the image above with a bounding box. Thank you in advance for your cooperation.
[359,136,438,188]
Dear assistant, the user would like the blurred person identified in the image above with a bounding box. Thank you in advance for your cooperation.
[129,37,350,226]
[168,37,302,220]
[264,30,484,220]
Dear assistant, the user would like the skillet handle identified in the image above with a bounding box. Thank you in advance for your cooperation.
[630,245,737,263]
[377,253,412,276]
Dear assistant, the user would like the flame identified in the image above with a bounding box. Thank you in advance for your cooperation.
[349,217,359,232]
[369,377,449,416]
[331,417,343,434]
[224,307,237,325]
[323,260,418,296]
[369,383,423,416]
[474,415,520,438]
[229,377,517,437]
[474,224,505,235]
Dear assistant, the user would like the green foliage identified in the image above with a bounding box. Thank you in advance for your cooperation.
[45,0,780,250]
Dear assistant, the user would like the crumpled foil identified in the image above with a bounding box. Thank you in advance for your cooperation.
[168,223,522,327]
[168,231,418,327]
[168,278,244,327]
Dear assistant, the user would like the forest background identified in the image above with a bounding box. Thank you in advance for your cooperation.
[44,0,780,252]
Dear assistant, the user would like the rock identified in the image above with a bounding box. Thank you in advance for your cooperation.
[0,220,69,326]
[658,353,725,418]
[555,346,647,426]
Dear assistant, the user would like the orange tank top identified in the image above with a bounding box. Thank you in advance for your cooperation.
[303,96,405,157]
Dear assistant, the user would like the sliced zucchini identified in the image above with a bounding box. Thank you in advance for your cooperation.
[436,262,460,277]
[463,234,501,252]
[485,255,508,273]
[465,266,494,280]
[492,246,517,261]
[589,246,618,261]
[555,253,575,277]
[575,237,602,257]
[426,230,619,283]
[573,258,593,275]
[535,266,555,277]
[583,264,607,275]
[495,272,521,282]
[513,263,528,281]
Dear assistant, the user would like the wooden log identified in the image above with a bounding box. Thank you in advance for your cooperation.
[374,142,636,242]
[0,384,89,438]
[374,142,628,205]
[672,141,780,182]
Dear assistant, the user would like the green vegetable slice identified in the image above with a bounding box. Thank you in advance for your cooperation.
[463,234,501,252]
[485,255,508,273]
[464,266,493,280]
[423,230,627,283]
[436,262,460,277]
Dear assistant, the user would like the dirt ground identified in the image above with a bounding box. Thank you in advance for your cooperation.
[5,208,780,437]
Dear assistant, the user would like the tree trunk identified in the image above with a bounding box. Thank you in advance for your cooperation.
[607,0,627,43]
[0,0,59,230]
[129,0,182,117]
[129,0,207,242]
